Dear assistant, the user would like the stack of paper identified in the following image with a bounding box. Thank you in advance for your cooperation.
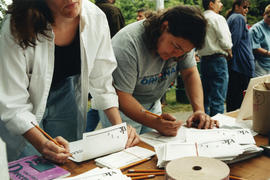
[62,167,131,180]
[141,114,263,168]
[95,146,155,169]
[69,123,128,162]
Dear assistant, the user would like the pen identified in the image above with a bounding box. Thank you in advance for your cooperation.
[125,172,166,177]
[31,122,61,146]
[195,142,199,157]
[229,175,247,180]
[120,157,151,170]
[131,175,155,180]
[31,122,73,158]
[128,169,165,173]
[141,109,162,118]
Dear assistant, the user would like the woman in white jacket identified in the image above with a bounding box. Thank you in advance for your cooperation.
[0,0,139,163]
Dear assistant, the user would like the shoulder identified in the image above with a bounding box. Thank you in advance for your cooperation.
[81,0,107,20]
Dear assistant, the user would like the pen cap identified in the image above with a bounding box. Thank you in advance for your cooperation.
[165,157,230,180]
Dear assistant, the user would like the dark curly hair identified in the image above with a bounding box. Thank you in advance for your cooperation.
[7,0,53,49]
[143,5,207,52]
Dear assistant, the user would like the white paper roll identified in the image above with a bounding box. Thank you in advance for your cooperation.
[166,156,229,180]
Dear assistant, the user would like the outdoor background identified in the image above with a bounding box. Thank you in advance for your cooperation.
[0,0,268,114]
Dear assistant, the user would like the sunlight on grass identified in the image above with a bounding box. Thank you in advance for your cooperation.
[162,87,192,113]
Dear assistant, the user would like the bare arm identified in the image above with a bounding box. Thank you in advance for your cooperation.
[181,66,219,129]
[23,128,70,164]
[253,48,270,57]
[116,89,181,136]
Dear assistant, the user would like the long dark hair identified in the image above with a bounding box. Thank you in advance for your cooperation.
[7,0,53,49]
[143,5,207,52]
[225,0,250,19]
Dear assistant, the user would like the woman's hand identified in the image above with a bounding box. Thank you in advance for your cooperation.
[155,113,182,136]
[40,136,71,164]
[186,110,219,129]
[126,125,140,148]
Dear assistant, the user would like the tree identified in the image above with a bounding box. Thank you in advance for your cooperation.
[0,0,7,27]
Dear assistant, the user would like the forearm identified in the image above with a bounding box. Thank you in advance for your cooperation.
[104,107,122,125]
[116,89,159,129]
[181,67,204,112]
[23,127,49,153]
[254,48,270,57]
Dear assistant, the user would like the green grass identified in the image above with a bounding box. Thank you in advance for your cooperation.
[162,87,192,113]
[88,86,192,113]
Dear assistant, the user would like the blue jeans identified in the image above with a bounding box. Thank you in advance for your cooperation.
[201,56,228,116]
[85,108,100,132]
[19,75,84,158]
[99,100,162,134]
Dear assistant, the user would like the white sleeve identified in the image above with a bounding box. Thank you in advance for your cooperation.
[88,15,119,110]
[0,18,36,135]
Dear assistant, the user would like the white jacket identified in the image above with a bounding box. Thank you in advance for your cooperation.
[0,0,118,135]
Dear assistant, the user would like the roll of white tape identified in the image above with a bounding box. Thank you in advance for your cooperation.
[166,156,229,180]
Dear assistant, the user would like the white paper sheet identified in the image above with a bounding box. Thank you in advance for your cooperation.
[95,146,155,169]
[69,123,128,162]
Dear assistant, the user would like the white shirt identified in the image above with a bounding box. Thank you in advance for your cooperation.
[198,10,232,56]
[0,0,118,135]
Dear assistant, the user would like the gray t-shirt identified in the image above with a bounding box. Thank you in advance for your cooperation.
[112,20,196,104]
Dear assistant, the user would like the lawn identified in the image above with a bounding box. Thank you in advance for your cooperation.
[162,86,192,113]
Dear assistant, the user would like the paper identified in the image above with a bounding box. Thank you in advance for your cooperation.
[95,146,155,169]
[62,167,131,180]
[140,126,186,147]
[185,128,255,144]
[237,74,270,120]
[69,123,128,162]
[0,138,9,180]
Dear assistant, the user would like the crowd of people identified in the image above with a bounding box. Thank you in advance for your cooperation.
[0,0,269,165]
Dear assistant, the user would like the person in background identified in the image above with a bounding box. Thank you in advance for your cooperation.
[95,0,125,38]
[99,5,219,136]
[225,0,254,112]
[198,0,232,116]
[249,4,270,77]
[0,0,139,163]
[137,8,146,21]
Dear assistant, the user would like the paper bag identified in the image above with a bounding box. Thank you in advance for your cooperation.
[253,83,270,135]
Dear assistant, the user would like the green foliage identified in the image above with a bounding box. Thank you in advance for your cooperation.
[90,0,269,26]
[0,0,7,27]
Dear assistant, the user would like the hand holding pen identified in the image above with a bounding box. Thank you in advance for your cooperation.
[141,109,182,136]
[30,122,72,164]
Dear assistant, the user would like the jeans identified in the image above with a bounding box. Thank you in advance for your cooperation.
[201,56,228,116]
[85,108,100,132]
[99,100,162,134]
[19,75,83,158]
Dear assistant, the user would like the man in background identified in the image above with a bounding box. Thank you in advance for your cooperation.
[95,0,125,37]
[137,8,146,21]
[198,0,232,116]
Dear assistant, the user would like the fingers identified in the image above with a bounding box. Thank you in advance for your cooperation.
[126,125,140,148]
[55,136,70,152]
[157,118,182,136]
[160,113,176,121]
[187,112,219,129]
[41,138,70,164]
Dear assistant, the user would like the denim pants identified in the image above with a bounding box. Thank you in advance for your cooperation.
[19,75,84,158]
[98,100,162,134]
[85,108,100,132]
[201,56,228,116]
